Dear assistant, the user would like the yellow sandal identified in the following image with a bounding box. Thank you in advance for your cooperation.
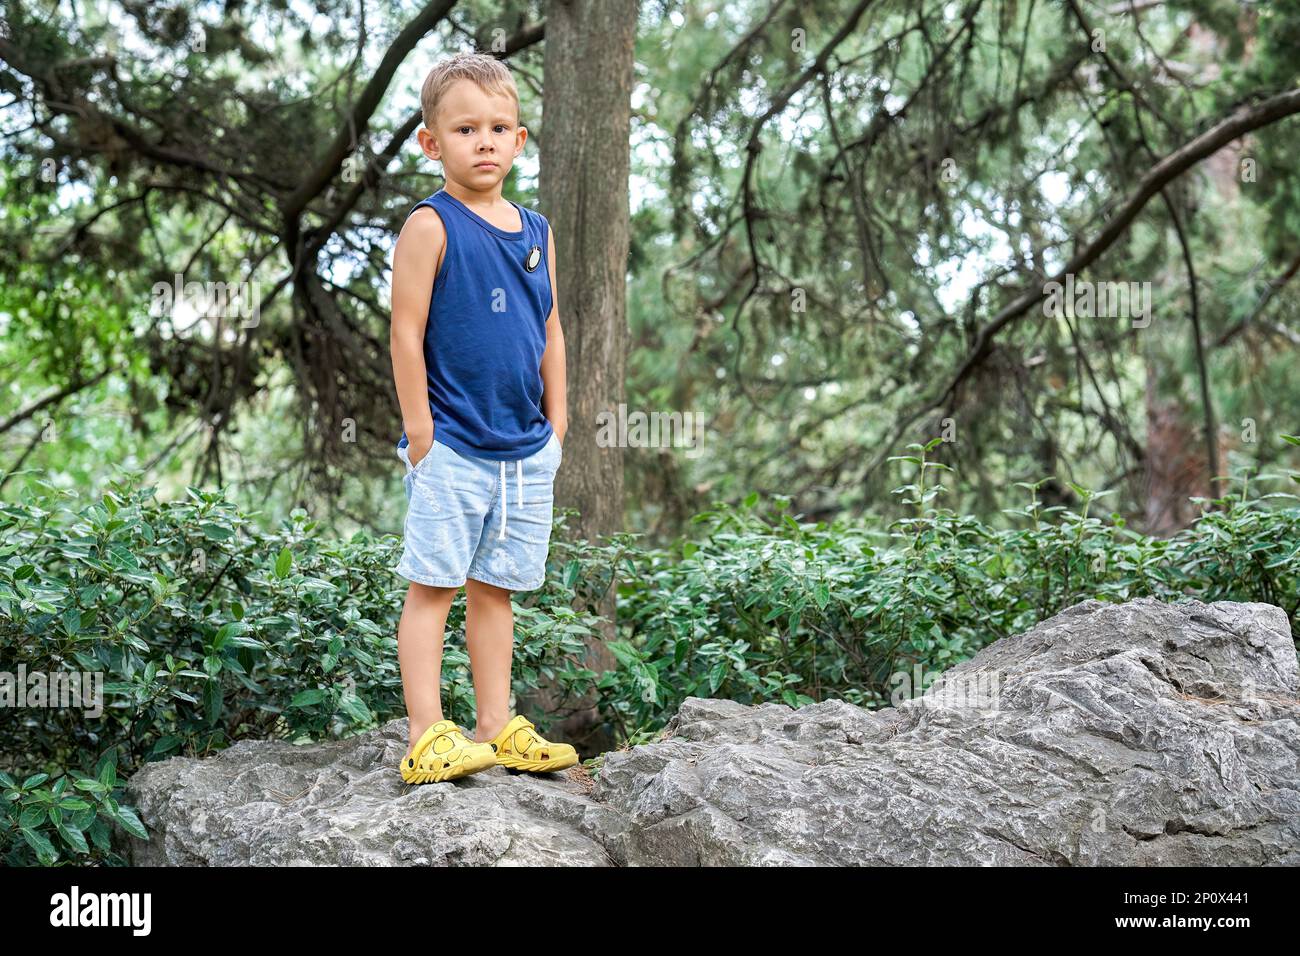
[400,719,497,784]
[487,715,579,773]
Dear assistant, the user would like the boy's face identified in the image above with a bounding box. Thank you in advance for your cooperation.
[418,78,526,192]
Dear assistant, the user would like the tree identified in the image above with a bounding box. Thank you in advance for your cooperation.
[527,0,639,752]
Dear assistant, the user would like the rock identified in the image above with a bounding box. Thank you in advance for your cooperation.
[119,725,624,866]
[119,597,1300,866]
[595,597,1300,865]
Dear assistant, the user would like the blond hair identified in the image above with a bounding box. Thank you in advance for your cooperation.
[420,52,519,130]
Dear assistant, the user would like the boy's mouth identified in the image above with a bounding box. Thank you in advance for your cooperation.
[474,162,498,169]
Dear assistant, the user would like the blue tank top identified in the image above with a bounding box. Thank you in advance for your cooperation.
[396,189,555,461]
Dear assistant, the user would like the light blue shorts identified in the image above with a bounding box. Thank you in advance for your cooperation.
[395,431,563,592]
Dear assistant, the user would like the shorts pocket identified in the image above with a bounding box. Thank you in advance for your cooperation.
[531,432,561,475]
[407,439,439,477]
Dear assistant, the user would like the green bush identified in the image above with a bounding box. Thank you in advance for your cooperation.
[601,438,1300,739]
[3,437,1297,864]
[0,475,603,865]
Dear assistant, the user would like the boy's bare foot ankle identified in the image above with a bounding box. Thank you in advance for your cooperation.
[473,717,509,743]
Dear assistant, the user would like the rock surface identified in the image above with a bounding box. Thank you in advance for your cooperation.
[120,597,1300,865]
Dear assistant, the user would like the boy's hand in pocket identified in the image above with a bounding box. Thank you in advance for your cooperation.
[408,432,433,468]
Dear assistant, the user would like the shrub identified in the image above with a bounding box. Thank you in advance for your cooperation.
[600,438,1300,738]
[0,475,602,864]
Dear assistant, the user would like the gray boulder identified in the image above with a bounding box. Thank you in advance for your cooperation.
[120,724,623,866]
[120,597,1300,865]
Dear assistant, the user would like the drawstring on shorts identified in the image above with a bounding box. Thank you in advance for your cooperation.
[498,458,524,538]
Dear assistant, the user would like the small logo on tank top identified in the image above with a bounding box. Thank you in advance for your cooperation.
[524,244,542,272]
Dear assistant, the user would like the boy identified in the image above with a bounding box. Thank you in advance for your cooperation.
[389,52,577,783]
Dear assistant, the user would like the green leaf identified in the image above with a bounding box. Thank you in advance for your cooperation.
[275,546,293,579]
[111,805,149,840]
[708,660,727,693]
[61,606,82,635]
[20,826,57,861]
[56,822,89,854]
[19,805,46,828]
[149,736,182,758]
[213,620,246,650]
[290,688,325,708]
[87,819,112,852]
[605,641,642,669]
[339,694,372,723]
[204,680,223,725]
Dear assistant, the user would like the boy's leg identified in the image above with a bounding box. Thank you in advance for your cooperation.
[461,431,562,743]
[461,481,580,771]
[399,581,458,757]
[463,577,515,742]
[394,435,495,760]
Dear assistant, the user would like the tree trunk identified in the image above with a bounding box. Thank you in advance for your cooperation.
[524,0,636,753]
[1142,358,1213,537]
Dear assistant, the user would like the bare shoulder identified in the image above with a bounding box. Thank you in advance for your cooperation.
[398,204,446,247]
[394,204,447,280]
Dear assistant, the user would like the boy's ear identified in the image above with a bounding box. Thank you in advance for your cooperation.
[417,126,441,162]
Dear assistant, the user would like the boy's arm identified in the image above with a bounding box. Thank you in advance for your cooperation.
[539,221,568,445]
[390,206,444,465]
